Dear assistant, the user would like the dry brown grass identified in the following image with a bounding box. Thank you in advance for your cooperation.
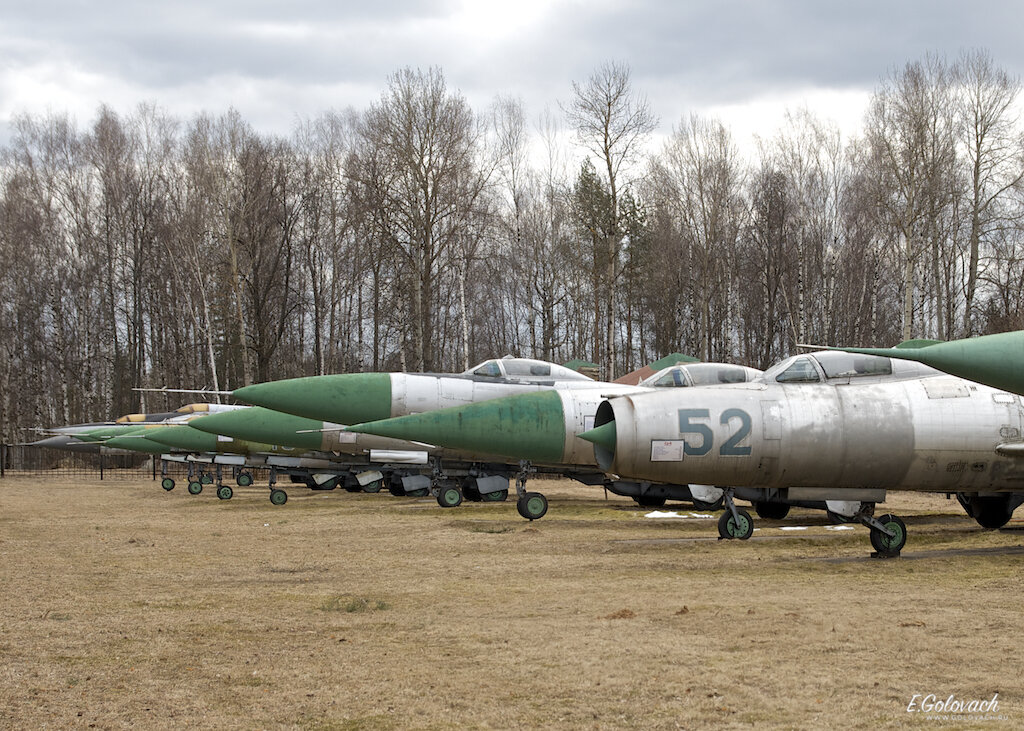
[1,474,1021,729]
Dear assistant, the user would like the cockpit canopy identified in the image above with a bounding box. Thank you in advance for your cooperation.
[463,357,594,382]
[639,362,762,388]
[761,351,938,384]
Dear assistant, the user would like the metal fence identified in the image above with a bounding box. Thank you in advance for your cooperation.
[0,445,260,481]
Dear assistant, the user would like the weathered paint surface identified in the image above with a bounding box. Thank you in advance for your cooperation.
[234,373,393,425]
[189,407,434,455]
[349,390,570,464]
[592,375,1024,492]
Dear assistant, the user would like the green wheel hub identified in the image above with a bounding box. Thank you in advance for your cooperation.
[437,486,463,508]
[270,489,288,506]
[161,478,175,491]
[236,472,253,487]
[217,485,233,500]
[517,492,548,520]
[406,488,429,498]
[187,481,203,495]
[482,489,508,502]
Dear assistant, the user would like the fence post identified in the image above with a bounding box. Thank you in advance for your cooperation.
[99,452,104,481]
[1,443,5,478]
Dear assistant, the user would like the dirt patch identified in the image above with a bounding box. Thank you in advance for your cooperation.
[0,475,1020,728]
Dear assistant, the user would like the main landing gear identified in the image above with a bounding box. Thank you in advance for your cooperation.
[715,491,908,557]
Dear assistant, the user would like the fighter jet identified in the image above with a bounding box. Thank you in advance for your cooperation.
[577,350,1024,555]
[344,351,1024,556]
[233,356,627,426]
[344,362,762,518]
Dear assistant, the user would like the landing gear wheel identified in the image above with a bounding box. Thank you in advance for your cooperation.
[217,485,233,500]
[236,472,253,487]
[718,509,754,540]
[161,478,175,491]
[200,474,213,485]
[482,489,508,502]
[754,502,790,520]
[635,495,667,508]
[463,485,483,502]
[269,489,288,506]
[406,488,429,498]
[387,482,405,496]
[869,514,907,556]
[437,485,463,508]
[187,481,203,495]
[516,492,548,521]
[362,479,383,494]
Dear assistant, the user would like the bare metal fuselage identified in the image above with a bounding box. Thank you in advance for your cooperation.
[598,376,1024,493]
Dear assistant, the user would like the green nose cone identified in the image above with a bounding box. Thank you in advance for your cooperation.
[190,407,325,451]
[77,425,146,443]
[578,421,616,451]
[833,330,1024,396]
[143,425,218,452]
[347,390,567,464]
[102,435,169,454]
[234,373,393,425]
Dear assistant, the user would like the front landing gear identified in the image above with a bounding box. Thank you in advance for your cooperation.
[437,483,463,508]
[867,513,907,557]
[511,461,547,521]
[161,477,175,491]
[717,490,754,540]
[717,508,754,539]
[516,492,548,520]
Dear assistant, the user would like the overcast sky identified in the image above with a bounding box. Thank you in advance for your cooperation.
[3,0,1023,153]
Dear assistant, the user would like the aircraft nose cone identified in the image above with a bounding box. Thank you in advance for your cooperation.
[578,421,616,450]
[190,408,324,451]
[102,436,168,454]
[144,426,216,452]
[347,390,567,463]
[233,373,393,425]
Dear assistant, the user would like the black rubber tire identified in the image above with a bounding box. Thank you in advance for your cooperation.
[634,495,667,508]
[717,509,754,540]
[463,485,483,502]
[187,481,203,495]
[869,514,907,556]
[516,492,548,521]
[161,478,175,492]
[269,489,288,506]
[236,472,253,487]
[362,479,383,494]
[406,487,429,498]
[437,485,463,508]
[481,489,508,502]
[754,502,790,520]
[217,485,233,501]
[200,474,214,485]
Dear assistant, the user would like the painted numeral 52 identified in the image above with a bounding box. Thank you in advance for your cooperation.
[677,408,752,456]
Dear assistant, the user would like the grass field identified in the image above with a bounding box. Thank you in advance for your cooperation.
[1,475,1020,729]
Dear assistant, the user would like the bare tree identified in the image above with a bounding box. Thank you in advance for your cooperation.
[566,60,657,377]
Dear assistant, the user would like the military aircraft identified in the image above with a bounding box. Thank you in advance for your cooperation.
[578,350,1024,555]
[806,331,1024,532]
[343,362,763,518]
[233,356,633,427]
[343,351,1024,556]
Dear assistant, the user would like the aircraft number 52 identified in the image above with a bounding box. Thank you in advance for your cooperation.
[677,408,752,456]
